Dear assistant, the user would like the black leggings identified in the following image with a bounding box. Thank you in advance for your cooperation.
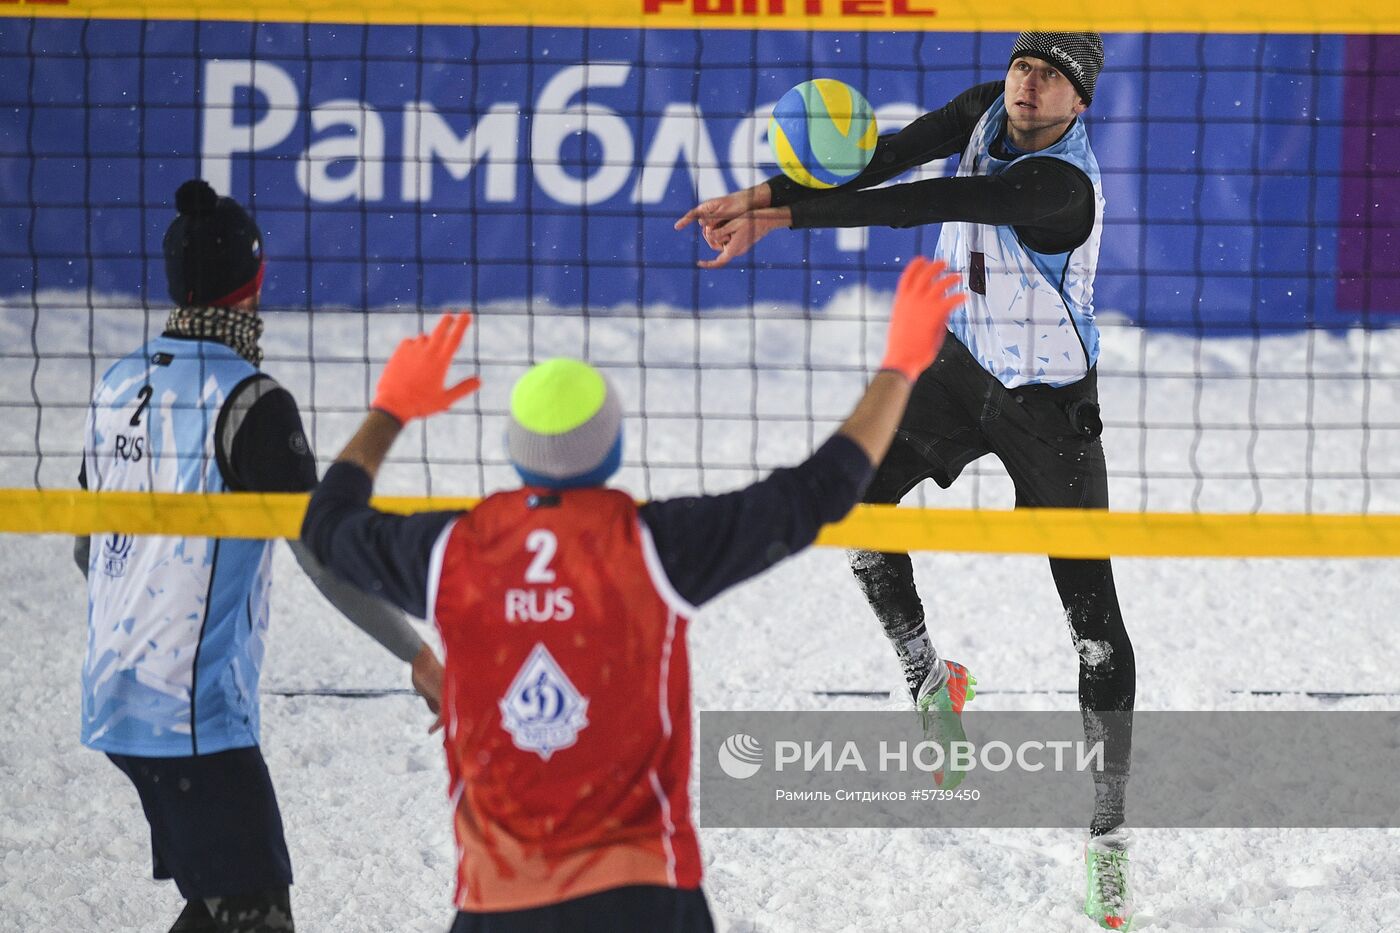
[849,338,1135,833]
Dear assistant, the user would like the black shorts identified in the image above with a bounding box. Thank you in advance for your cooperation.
[867,335,1109,510]
[449,885,714,933]
[107,746,293,900]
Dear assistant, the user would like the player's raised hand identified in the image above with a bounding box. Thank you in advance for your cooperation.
[372,312,482,424]
[879,258,966,382]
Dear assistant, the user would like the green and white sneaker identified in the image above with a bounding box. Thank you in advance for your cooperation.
[1084,830,1133,930]
[915,659,976,789]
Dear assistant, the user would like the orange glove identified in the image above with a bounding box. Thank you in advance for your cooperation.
[879,257,966,383]
[372,312,482,424]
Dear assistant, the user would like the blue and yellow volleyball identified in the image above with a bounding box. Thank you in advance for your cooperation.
[768,79,878,189]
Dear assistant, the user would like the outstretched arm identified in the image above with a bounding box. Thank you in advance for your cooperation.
[689,158,1091,270]
[299,314,479,727]
[676,82,1001,268]
[639,258,965,607]
[287,538,442,715]
[301,313,480,618]
[788,157,1094,252]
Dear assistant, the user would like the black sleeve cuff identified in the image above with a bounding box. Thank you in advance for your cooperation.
[789,197,838,230]
[813,434,877,513]
[320,460,374,504]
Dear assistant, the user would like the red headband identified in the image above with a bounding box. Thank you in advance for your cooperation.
[208,258,265,307]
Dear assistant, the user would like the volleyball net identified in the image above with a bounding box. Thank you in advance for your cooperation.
[1,1,1397,555]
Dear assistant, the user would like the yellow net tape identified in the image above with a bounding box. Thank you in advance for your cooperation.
[7,490,1400,558]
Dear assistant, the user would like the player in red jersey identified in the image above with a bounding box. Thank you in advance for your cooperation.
[301,258,964,931]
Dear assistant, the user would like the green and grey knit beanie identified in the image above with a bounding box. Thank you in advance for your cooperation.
[508,358,623,489]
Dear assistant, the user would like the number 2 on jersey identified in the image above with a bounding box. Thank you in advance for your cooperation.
[129,385,153,426]
[524,530,558,583]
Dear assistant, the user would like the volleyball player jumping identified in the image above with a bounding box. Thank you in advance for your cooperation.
[678,31,1135,930]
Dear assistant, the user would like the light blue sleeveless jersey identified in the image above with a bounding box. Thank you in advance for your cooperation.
[936,94,1106,388]
[82,336,273,757]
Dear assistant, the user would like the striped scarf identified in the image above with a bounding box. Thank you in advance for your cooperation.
[164,306,264,366]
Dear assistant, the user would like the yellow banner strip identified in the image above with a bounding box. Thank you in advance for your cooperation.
[812,505,1400,558]
[7,489,1400,558]
[1,0,1396,34]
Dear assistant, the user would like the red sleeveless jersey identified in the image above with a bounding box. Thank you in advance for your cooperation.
[428,486,702,912]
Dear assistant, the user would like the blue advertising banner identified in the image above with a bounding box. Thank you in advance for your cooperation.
[0,20,1385,330]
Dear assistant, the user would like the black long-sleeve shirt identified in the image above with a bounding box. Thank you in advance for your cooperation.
[300,435,874,620]
[769,82,1095,255]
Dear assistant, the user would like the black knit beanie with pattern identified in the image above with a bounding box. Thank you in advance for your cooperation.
[1009,31,1105,105]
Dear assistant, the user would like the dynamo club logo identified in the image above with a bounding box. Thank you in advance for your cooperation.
[101,533,133,578]
[718,733,764,780]
[499,643,589,761]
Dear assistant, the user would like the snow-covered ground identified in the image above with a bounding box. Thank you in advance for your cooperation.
[2,297,1399,931]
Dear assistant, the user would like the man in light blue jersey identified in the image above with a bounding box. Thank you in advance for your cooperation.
[76,179,444,933]
[680,32,1134,930]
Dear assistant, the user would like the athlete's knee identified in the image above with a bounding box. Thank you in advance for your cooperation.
[1066,611,1135,687]
[1069,628,1120,671]
[1052,560,1129,637]
[1062,600,1132,673]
